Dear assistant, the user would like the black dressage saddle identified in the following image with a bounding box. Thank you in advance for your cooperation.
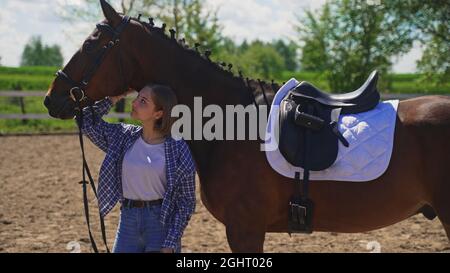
[278,71,380,234]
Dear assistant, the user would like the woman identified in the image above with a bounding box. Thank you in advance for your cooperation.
[80,84,196,253]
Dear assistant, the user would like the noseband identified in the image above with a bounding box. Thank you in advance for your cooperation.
[55,16,131,253]
[55,15,131,107]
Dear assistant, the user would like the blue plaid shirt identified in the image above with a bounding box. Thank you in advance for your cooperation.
[80,98,196,249]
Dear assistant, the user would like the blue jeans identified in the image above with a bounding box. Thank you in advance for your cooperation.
[112,204,181,253]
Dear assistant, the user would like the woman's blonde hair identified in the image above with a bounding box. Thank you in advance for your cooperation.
[143,84,178,137]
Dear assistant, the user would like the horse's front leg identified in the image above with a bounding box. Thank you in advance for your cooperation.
[223,200,268,252]
[225,223,266,253]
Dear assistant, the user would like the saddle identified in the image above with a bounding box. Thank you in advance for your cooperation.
[278,71,380,234]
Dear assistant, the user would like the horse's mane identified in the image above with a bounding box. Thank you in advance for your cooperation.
[128,15,279,105]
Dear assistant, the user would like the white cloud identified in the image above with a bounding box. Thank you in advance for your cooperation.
[0,0,96,67]
[206,0,300,43]
[0,0,421,73]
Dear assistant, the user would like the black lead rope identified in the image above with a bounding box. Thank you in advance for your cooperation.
[74,101,110,253]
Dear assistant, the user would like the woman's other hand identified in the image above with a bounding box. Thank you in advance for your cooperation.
[160,247,175,253]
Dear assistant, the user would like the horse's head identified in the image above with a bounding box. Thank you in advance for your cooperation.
[44,0,142,119]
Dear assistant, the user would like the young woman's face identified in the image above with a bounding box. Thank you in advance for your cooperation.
[131,87,163,123]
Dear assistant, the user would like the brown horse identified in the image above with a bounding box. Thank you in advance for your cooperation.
[44,0,450,252]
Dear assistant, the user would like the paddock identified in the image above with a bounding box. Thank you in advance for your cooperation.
[0,134,448,253]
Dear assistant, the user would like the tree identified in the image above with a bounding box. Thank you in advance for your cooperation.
[384,1,449,84]
[239,40,249,54]
[218,40,285,80]
[417,36,449,85]
[58,0,223,54]
[294,6,329,73]
[20,36,64,67]
[272,39,298,71]
[295,0,414,92]
[241,42,284,80]
[182,0,223,54]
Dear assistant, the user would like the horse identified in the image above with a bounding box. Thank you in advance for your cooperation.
[44,0,450,252]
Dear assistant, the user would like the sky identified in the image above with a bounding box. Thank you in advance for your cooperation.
[0,0,422,72]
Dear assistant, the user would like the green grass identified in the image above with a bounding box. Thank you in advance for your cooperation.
[0,66,59,75]
[278,71,329,89]
[0,95,138,134]
[0,74,55,90]
[0,66,58,90]
[0,118,140,134]
[0,66,449,134]
[386,73,450,94]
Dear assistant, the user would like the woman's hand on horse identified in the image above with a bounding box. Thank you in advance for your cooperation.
[109,88,135,105]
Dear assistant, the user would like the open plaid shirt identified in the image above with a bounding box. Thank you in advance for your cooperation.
[80,98,196,249]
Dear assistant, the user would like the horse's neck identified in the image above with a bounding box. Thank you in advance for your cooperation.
[137,33,251,106]
[135,32,253,179]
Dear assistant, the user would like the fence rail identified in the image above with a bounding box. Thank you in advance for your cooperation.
[0,91,48,97]
[0,90,130,120]
[1,90,449,120]
[0,113,130,119]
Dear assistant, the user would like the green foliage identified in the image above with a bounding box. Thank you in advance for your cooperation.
[417,37,449,85]
[383,0,449,85]
[61,0,224,56]
[0,66,449,133]
[214,40,286,80]
[0,93,138,134]
[20,36,64,67]
[165,0,223,54]
[277,71,450,94]
[272,40,298,71]
[296,0,415,92]
[239,42,285,80]
[295,8,329,72]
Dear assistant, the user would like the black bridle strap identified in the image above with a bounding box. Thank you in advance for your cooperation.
[55,16,131,95]
[55,70,79,87]
[81,16,130,87]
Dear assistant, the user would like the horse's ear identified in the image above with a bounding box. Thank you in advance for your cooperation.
[100,0,121,25]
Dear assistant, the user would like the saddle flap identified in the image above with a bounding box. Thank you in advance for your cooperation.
[294,107,324,131]
[278,99,339,171]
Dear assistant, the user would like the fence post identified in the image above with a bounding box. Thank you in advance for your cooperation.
[15,84,27,124]
[115,98,125,122]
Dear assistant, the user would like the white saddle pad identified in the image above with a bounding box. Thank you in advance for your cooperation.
[264,78,399,182]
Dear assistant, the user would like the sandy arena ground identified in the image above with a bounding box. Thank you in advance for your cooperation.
[0,135,449,253]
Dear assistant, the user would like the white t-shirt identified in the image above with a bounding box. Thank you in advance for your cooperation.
[121,136,167,201]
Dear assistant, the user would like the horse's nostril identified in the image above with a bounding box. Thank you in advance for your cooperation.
[44,96,51,108]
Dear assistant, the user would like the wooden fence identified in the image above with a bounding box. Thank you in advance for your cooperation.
[0,90,129,119]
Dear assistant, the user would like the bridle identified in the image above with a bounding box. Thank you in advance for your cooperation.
[55,15,131,253]
[55,15,131,108]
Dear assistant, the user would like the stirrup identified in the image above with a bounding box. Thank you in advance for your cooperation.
[288,196,314,234]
